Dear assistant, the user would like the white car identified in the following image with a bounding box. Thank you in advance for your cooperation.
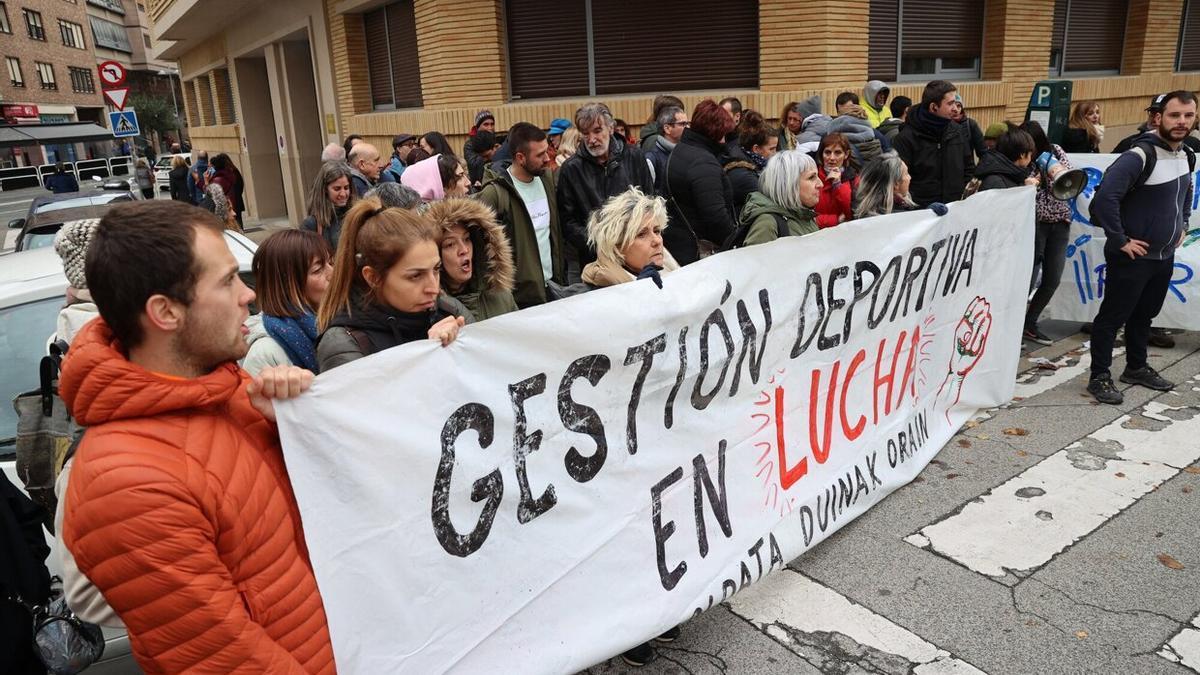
[153,153,191,192]
[0,229,256,674]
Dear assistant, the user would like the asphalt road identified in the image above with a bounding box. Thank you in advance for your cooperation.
[584,329,1200,674]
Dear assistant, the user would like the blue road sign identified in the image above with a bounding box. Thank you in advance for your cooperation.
[108,110,140,138]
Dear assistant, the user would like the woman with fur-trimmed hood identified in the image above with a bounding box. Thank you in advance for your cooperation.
[427,198,519,320]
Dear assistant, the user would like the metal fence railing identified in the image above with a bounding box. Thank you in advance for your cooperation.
[0,155,137,191]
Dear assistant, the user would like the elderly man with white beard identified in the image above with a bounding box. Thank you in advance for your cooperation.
[556,102,655,278]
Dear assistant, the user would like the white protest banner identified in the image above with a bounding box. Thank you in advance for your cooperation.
[277,188,1034,674]
[1044,152,1200,328]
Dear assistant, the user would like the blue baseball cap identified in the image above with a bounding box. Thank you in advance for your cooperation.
[548,118,571,136]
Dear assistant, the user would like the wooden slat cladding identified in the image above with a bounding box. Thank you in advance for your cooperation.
[901,0,984,59]
[506,0,588,99]
[867,0,898,81]
[1180,0,1200,70]
[1064,0,1128,72]
[591,0,758,94]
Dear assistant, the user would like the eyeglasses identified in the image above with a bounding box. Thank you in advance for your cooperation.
[666,121,690,128]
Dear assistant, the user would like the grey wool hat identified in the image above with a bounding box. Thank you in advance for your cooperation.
[54,218,101,289]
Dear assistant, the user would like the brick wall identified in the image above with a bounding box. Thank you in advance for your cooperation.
[209,67,233,125]
[412,0,506,109]
[0,0,105,110]
[325,2,370,133]
[1123,0,1185,75]
[762,0,870,90]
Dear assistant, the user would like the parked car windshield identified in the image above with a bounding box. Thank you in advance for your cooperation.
[0,296,63,456]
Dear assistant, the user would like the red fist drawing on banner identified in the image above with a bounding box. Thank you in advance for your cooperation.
[935,296,992,424]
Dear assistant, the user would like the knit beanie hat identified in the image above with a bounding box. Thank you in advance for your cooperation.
[795,95,823,120]
[984,122,1007,140]
[474,109,495,129]
[54,218,100,289]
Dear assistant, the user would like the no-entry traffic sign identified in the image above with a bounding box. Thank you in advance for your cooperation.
[98,61,126,88]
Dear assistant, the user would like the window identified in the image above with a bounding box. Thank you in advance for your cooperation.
[0,3,10,34]
[59,19,85,49]
[6,56,23,87]
[505,0,758,99]
[867,0,983,82]
[1178,0,1200,71]
[363,1,422,110]
[35,61,56,90]
[86,0,124,14]
[69,66,94,93]
[143,33,150,48]
[1052,0,1128,75]
[23,9,44,41]
[89,15,131,52]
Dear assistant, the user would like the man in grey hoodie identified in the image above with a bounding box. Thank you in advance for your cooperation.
[1087,90,1196,405]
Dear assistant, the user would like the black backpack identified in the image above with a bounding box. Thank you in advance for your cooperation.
[1130,139,1196,191]
[724,213,789,249]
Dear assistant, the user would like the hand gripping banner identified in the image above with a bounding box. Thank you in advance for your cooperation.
[276,188,1035,673]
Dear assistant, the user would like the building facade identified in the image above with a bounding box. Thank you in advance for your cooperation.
[85,0,185,151]
[148,0,1200,223]
[0,0,109,166]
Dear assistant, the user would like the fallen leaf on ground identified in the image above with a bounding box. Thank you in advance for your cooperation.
[1016,450,1029,457]
[964,420,980,429]
[1184,486,1194,494]
[1075,630,1089,639]
[977,434,991,440]
[957,439,972,448]
[1158,553,1185,570]
[1115,472,1126,478]
[1184,467,1200,474]
[945,473,961,479]
[1003,428,1029,436]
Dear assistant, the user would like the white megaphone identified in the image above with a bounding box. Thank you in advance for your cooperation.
[1036,151,1087,201]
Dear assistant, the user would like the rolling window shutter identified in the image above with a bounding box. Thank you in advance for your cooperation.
[364,7,393,108]
[868,0,899,81]
[506,0,589,99]
[1052,0,1067,53]
[590,0,758,95]
[386,2,422,108]
[900,0,983,59]
[1178,0,1200,71]
[1063,0,1127,72]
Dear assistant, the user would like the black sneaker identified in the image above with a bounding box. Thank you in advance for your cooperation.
[1023,325,1053,346]
[1088,375,1124,405]
[1080,322,1092,335]
[1120,366,1175,391]
[1148,328,1176,349]
[621,642,655,667]
[654,626,681,643]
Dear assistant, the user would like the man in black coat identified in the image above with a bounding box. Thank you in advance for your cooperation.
[893,80,975,206]
[557,102,655,273]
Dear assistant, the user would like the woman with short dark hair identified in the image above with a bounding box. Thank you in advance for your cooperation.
[662,99,737,264]
[243,229,332,375]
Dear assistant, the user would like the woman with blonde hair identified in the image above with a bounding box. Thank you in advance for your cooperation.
[134,157,154,199]
[317,197,472,372]
[557,127,581,167]
[1063,100,1103,153]
[583,187,680,288]
[168,155,191,202]
[301,161,356,251]
[427,198,518,320]
[243,229,333,375]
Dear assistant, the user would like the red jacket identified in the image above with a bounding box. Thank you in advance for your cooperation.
[815,166,858,228]
[60,320,336,674]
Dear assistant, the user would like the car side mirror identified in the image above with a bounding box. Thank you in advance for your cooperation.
[8,218,24,229]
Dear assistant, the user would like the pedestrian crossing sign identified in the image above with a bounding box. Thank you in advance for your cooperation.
[108,110,140,138]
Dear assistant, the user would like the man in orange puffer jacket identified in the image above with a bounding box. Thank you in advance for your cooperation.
[59,201,336,674]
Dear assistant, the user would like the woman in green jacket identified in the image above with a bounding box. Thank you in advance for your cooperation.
[427,198,519,321]
[737,150,822,246]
